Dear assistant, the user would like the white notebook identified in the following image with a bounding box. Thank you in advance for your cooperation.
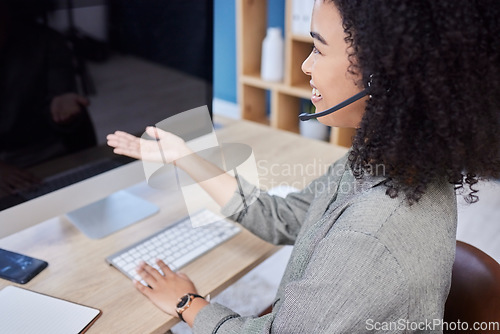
[0,286,101,334]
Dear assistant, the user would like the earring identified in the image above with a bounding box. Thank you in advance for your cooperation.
[366,73,391,98]
[367,74,374,99]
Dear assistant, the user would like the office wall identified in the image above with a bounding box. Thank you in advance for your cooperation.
[214,0,285,104]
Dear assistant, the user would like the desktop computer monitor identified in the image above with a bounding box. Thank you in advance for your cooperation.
[0,0,214,238]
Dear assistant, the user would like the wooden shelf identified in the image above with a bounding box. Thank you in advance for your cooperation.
[236,0,354,148]
[240,74,280,90]
[241,74,310,99]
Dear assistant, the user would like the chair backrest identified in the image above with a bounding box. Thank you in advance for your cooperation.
[444,241,500,333]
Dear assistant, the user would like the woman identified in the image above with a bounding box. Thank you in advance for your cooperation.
[107,0,500,332]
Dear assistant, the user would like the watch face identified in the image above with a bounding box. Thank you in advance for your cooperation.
[177,294,190,308]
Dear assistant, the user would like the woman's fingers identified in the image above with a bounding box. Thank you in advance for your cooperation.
[136,262,159,287]
[134,279,154,297]
[107,131,142,159]
[156,259,175,277]
[136,262,168,289]
[136,260,176,287]
[107,128,188,163]
[107,131,140,149]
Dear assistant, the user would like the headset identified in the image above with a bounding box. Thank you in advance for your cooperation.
[298,89,369,121]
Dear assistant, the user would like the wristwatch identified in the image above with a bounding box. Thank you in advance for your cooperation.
[176,293,205,322]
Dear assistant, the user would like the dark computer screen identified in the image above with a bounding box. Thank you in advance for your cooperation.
[0,0,214,211]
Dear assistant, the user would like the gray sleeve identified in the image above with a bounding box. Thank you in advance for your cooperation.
[220,157,348,245]
[193,230,409,334]
[220,177,313,245]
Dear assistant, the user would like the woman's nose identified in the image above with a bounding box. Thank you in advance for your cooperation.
[301,51,313,76]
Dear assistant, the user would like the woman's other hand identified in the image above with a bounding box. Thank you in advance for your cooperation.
[134,259,208,325]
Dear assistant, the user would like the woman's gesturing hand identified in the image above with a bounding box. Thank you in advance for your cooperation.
[108,125,238,209]
[106,126,192,163]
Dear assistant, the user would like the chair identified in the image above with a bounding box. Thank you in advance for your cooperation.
[443,241,500,334]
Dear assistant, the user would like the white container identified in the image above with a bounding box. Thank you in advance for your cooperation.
[261,27,284,82]
[292,0,314,36]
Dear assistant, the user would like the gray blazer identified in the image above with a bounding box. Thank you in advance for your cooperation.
[193,153,457,333]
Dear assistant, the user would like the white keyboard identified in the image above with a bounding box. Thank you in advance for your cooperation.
[106,209,241,282]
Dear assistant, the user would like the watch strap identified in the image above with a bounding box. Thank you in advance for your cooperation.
[176,293,205,322]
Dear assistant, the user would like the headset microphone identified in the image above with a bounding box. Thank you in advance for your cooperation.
[298,89,369,121]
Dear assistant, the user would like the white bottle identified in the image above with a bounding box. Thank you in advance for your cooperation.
[261,27,284,82]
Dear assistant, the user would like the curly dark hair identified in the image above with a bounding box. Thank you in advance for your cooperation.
[330,0,500,204]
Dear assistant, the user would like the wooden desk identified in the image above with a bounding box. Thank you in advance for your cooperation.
[0,119,348,333]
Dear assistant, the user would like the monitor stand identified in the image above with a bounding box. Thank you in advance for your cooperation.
[65,190,159,239]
